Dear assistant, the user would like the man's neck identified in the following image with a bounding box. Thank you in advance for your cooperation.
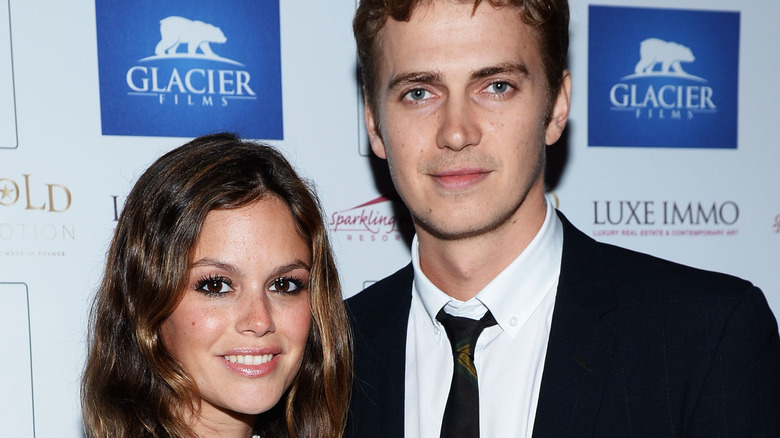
[417,201,548,301]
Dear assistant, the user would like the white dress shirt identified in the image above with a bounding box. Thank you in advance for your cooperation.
[404,199,563,438]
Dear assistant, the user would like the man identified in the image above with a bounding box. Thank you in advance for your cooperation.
[346,0,780,437]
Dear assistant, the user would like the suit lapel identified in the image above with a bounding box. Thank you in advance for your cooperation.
[532,213,619,437]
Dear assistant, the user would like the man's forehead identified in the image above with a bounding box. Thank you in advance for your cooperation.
[377,2,539,78]
[378,1,531,49]
[395,0,518,22]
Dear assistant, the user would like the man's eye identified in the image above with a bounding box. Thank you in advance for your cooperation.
[404,88,431,101]
[195,276,233,295]
[269,277,304,294]
[487,81,512,94]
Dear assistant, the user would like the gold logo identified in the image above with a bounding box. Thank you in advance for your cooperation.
[0,175,71,212]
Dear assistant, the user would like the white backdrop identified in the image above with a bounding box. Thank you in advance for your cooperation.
[0,0,777,435]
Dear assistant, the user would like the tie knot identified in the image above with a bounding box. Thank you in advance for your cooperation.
[436,309,497,355]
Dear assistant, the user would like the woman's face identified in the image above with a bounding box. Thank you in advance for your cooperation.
[161,196,312,431]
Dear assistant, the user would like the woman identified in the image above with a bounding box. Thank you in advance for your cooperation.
[81,133,351,437]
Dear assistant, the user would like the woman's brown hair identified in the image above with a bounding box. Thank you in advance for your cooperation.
[81,133,351,437]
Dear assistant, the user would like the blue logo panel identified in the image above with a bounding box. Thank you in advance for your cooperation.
[588,6,739,148]
[96,0,283,139]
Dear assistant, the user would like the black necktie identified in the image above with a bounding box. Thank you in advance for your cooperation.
[436,309,497,438]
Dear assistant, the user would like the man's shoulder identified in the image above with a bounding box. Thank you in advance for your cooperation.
[557,213,770,337]
[346,263,413,304]
[592,237,754,299]
[345,263,414,328]
[559,215,777,358]
[547,216,780,437]
[559,211,755,301]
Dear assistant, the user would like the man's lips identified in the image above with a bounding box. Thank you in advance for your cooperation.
[431,168,490,190]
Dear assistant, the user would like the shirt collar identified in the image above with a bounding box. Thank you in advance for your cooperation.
[412,197,563,336]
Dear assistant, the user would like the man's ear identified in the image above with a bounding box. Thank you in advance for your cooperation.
[545,70,572,146]
[364,97,387,159]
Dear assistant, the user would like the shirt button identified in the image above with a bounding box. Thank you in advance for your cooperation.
[509,317,518,327]
[434,327,440,335]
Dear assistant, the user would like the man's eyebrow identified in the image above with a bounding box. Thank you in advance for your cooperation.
[387,71,443,91]
[470,62,529,81]
[386,63,529,91]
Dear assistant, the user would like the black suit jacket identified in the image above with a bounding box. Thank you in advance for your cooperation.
[345,212,780,437]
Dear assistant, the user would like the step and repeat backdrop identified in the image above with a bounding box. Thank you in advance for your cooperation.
[1,0,778,435]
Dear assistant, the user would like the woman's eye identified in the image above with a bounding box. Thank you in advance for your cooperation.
[195,276,233,295]
[487,81,512,94]
[269,277,302,294]
[404,88,431,101]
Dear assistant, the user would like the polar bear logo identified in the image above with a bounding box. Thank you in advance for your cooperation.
[154,16,227,58]
[634,38,695,75]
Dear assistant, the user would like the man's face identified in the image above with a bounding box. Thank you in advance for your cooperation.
[366,1,570,241]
